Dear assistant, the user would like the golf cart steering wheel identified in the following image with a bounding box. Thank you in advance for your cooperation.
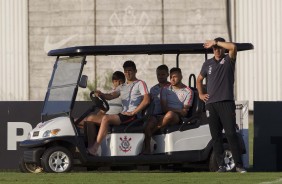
[90,91,110,112]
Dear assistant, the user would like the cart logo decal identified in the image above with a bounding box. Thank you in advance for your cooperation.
[119,136,132,153]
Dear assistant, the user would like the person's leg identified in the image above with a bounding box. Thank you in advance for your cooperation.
[84,121,97,148]
[157,111,180,129]
[88,114,121,155]
[219,101,243,168]
[97,114,121,144]
[206,103,225,168]
[144,116,158,154]
[85,111,105,125]
[82,112,105,149]
[78,110,105,128]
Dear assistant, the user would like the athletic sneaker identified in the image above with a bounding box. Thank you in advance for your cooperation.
[236,167,247,173]
[217,166,227,172]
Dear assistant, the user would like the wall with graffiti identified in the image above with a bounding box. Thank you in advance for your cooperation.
[28,0,229,100]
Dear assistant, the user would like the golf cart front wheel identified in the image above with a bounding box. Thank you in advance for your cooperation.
[41,146,73,173]
[19,157,43,173]
[209,143,236,172]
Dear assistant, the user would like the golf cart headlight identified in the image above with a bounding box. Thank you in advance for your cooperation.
[43,130,51,138]
[42,129,61,138]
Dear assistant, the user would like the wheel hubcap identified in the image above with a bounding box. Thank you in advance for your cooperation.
[49,151,70,172]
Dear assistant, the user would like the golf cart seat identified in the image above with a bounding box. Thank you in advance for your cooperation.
[111,102,154,133]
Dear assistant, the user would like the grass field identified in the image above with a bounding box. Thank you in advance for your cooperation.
[1,116,281,184]
[249,114,254,167]
[1,172,282,184]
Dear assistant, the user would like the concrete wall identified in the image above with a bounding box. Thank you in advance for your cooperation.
[0,0,28,100]
[29,0,95,100]
[28,0,229,100]
[234,0,282,110]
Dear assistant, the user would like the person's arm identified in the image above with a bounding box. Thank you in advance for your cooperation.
[161,97,168,113]
[95,90,119,100]
[160,88,168,113]
[161,88,190,115]
[204,40,237,60]
[131,94,151,116]
[217,41,237,60]
[166,88,193,117]
[166,104,191,117]
[196,74,209,103]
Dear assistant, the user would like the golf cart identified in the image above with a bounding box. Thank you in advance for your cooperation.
[19,43,253,173]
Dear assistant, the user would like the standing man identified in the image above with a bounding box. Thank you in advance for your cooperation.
[87,60,150,156]
[196,37,246,173]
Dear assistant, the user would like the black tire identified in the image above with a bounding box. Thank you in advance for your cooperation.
[19,157,43,173]
[41,146,73,173]
[209,143,236,172]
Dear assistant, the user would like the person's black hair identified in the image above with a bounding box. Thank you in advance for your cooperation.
[214,37,226,42]
[157,64,169,73]
[170,67,182,74]
[123,60,136,70]
[112,71,125,83]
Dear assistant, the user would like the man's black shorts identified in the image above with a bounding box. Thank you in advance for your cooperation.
[118,113,137,124]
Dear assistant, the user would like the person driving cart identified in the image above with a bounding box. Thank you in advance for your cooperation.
[143,67,193,154]
[78,71,125,127]
[87,60,150,156]
[78,71,125,150]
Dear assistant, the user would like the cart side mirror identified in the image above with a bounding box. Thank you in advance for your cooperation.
[79,75,88,88]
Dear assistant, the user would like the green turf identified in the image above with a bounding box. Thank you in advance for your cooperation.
[249,115,254,168]
[0,172,282,184]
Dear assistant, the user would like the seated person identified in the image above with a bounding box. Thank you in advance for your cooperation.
[143,64,170,154]
[143,67,194,154]
[78,71,125,149]
[78,71,125,127]
[87,60,150,156]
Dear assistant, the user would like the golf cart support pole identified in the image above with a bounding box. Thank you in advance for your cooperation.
[176,53,180,68]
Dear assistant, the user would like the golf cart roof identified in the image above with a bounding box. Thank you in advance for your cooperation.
[48,43,254,57]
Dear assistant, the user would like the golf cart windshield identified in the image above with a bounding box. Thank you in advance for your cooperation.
[42,56,86,118]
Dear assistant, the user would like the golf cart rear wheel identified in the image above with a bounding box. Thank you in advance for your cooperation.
[209,143,236,172]
[19,157,43,173]
[41,146,73,173]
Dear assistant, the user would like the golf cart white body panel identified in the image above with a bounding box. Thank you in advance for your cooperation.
[104,133,144,156]
[152,124,212,154]
[28,117,75,140]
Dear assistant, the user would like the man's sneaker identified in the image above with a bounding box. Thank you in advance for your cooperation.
[217,166,227,172]
[236,167,247,173]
